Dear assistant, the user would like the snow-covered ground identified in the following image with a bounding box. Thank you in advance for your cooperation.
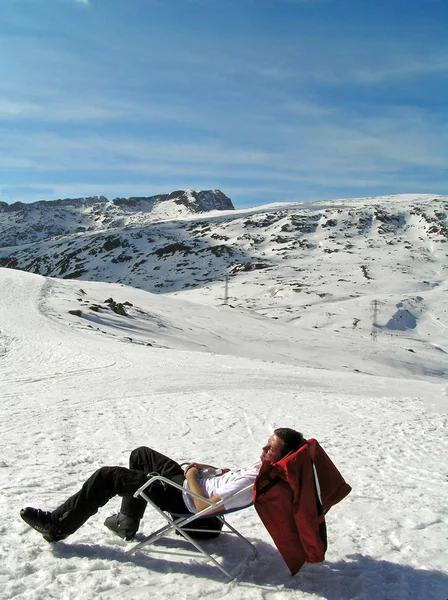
[1,267,447,600]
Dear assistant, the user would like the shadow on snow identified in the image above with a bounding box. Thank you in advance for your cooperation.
[52,538,448,599]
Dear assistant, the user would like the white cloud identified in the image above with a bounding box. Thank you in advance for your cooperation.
[0,100,41,117]
[1,108,446,195]
[310,52,448,86]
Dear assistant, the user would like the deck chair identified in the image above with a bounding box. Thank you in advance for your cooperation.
[126,474,258,580]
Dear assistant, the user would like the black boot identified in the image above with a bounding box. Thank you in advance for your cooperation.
[104,512,139,540]
[20,507,69,543]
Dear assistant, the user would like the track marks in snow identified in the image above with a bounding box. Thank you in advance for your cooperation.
[1,269,448,600]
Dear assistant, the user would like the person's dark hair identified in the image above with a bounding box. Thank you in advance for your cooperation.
[274,428,304,457]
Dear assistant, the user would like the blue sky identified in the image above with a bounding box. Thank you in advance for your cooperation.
[1,0,447,208]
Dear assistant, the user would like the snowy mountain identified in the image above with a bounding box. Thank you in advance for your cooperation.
[0,188,234,247]
[0,192,447,599]
[1,193,446,297]
[0,192,447,382]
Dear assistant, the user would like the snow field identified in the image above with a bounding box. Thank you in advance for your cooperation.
[0,268,447,599]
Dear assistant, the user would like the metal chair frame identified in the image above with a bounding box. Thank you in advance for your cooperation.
[126,474,258,580]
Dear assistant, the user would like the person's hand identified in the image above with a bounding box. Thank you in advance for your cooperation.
[184,462,208,474]
[184,464,199,479]
[184,462,230,477]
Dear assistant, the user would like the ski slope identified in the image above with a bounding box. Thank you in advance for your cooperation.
[0,268,447,600]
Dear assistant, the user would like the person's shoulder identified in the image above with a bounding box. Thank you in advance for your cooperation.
[248,460,262,471]
[241,462,261,477]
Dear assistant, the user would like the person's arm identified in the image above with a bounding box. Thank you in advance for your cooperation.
[184,467,223,513]
[184,462,230,473]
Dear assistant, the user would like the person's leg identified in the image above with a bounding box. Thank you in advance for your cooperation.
[51,465,149,535]
[21,447,188,542]
[20,465,149,542]
[119,446,186,519]
[128,446,184,480]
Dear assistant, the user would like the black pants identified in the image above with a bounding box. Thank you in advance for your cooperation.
[52,447,188,535]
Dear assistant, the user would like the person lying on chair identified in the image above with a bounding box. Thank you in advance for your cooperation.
[20,428,304,543]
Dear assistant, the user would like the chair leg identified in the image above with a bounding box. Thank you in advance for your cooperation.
[218,516,258,560]
[126,522,173,554]
[125,476,256,581]
[126,499,235,579]
[167,526,235,580]
[128,519,235,580]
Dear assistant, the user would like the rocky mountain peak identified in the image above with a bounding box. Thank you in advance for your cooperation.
[0,196,109,213]
[0,189,234,248]
[112,189,233,213]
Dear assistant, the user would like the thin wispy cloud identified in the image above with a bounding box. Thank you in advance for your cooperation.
[0,0,446,206]
[314,52,448,86]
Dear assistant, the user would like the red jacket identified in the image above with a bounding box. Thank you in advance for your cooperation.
[253,439,351,575]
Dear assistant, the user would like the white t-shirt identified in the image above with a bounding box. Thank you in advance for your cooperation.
[182,461,261,513]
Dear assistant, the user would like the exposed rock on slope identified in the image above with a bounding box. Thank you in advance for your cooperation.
[0,194,446,314]
[0,189,233,248]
